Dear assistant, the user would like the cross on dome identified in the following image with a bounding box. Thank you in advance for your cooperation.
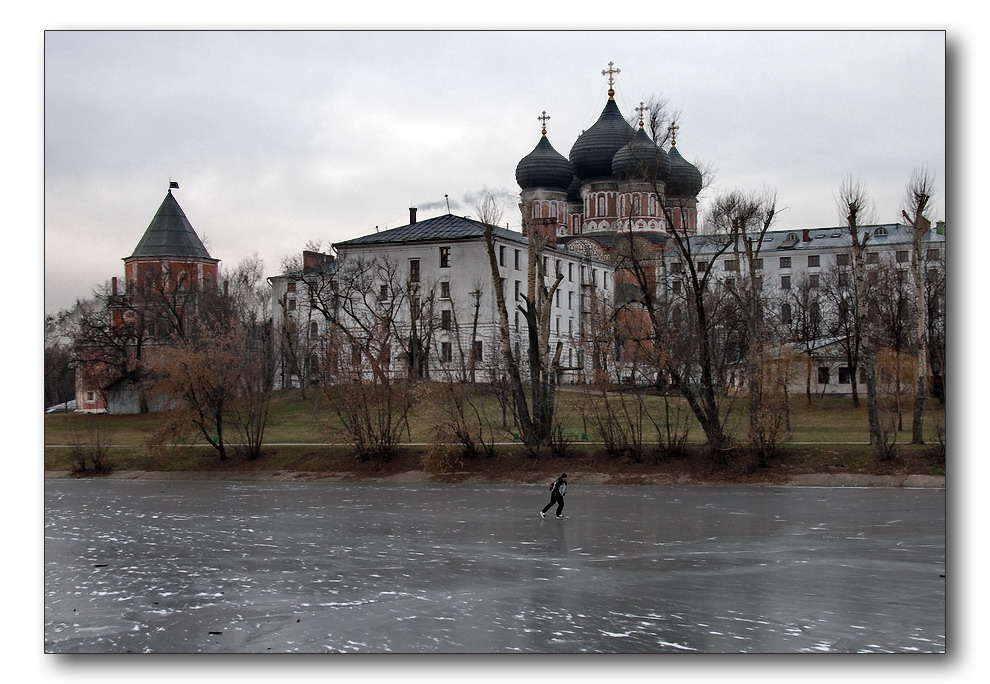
[668,120,680,147]
[635,101,647,129]
[538,110,551,135]
[602,61,620,99]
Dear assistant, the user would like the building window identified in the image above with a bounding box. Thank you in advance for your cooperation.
[838,272,850,287]
[672,280,681,294]
[781,302,792,325]
[555,290,560,308]
[724,259,738,271]
[85,391,95,403]
[671,261,683,274]
[287,281,297,292]
[473,340,483,362]
[499,245,506,267]
[597,195,606,216]
[440,281,450,299]
[410,259,420,282]
[514,280,521,301]
[808,255,820,267]
[779,256,791,268]
[568,291,573,310]
[514,249,521,270]
[873,226,888,237]
[411,296,421,318]
[441,342,452,363]
[379,284,389,300]
[838,367,852,384]
[818,367,830,384]
[287,298,297,312]
[568,263,574,281]
[926,248,940,262]
[809,273,820,289]
[780,275,791,290]
[514,311,519,331]
[697,261,708,273]
[439,246,451,268]
[754,258,764,270]
[441,310,452,330]
[896,250,909,263]
[310,321,319,337]
[867,252,879,265]
[810,301,821,324]
[725,277,736,290]
[836,253,850,267]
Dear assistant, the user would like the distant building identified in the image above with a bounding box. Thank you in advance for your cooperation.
[74,188,221,413]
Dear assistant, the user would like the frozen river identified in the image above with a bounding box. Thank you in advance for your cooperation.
[44,479,945,653]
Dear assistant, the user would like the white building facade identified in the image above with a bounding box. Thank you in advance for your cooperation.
[269,212,613,388]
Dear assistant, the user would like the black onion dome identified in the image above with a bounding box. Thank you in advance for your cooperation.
[568,98,636,181]
[515,135,574,191]
[666,145,703,197]
[612,127,671,182]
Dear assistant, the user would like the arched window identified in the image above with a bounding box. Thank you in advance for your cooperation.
[310,321,319,337]
[873,226,888,237]
[597,195,606,216]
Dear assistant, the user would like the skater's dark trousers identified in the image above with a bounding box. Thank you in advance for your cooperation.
[542,493,564,516]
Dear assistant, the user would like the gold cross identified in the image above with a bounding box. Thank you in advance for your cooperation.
[602,61,620,98]
[538,110,551,135]
[668,120,679,146]
[635,101,647,128]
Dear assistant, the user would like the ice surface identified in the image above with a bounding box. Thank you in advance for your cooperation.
[44,480,945,653]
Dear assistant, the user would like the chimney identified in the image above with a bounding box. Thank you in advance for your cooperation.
[802,228,811,242]
[111,276,118,295]
[409,207,418,224]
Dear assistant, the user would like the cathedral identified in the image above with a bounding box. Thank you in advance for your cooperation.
[513,62,703,262]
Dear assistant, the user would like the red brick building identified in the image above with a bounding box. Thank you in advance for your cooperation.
[75,187,221,413]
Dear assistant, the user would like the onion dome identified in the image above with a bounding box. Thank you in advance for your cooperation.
[568,98,636,181]
[612,127,671,183]
[665,144,703,198]
[515,135,574,191]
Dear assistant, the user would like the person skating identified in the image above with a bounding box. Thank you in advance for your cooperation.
[541,473,568,519]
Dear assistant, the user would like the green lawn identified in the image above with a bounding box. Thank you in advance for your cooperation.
[44,387,945,472]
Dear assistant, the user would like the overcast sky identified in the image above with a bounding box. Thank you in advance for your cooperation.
[43,29,945,314]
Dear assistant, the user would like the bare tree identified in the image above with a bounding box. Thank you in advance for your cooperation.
[147,317,273,460]
[479,193,564,457]
[836,177,883,449]
[902,168,936,443]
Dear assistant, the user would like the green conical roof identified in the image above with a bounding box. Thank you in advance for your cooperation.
[128,191,214,260]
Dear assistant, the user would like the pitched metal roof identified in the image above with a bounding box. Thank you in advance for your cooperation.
[686,223,945,255]
[128,191,215,260]
[334,213,529,248]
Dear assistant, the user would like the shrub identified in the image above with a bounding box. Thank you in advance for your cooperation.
[68,416,115,475]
